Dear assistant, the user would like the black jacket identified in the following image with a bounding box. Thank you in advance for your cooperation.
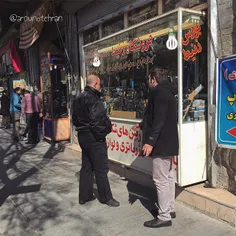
[141,83,179,157]
[72,86,112,141]
[0,94,10,116]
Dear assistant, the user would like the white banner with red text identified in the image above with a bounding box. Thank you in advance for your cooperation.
[107,119,178,181]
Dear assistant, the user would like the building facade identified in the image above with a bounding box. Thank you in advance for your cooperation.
[208,0,236,193]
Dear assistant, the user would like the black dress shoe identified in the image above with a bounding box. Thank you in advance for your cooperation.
[79,195,96,205]
[25,141,34,144]
[144,218,172,228]
[170,212,176,219]
[103,198,120,207]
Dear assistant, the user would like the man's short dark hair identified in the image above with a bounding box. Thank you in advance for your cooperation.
[149,66,169,84]
[15,87,21,92]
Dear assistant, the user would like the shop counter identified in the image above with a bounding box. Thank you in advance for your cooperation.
[107,117,207,187]
[43,117,70,142]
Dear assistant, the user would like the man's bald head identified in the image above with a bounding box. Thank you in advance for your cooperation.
[87,74,101,91]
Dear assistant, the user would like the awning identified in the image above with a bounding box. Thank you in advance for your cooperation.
[19,3,49,50]
[0,40,23,73]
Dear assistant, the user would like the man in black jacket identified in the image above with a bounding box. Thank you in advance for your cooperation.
[133,67,179,228]
[0,90,10,129]
[72,74,119,207]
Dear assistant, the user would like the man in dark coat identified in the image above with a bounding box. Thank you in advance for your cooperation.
[0,90,10,129]
[72,74,119,207]
[133,67,179,228]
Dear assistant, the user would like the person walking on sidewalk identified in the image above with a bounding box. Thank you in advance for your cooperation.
[21,87,42,144]
[132,67,179,228]
[10,87,22,141]
[72,74,120,207]
[0,90,10,129]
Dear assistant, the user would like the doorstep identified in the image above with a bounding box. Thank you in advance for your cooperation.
[64,143,236,227]
[177,184,236,227]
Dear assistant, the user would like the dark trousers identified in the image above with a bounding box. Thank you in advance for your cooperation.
[11,112,21,139]
[26,112,39,143]
[1,115,10,128]
[78,132,112,202]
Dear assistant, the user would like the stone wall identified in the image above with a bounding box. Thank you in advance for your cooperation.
[209,0,236,193]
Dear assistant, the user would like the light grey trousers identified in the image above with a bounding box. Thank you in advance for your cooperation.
[153,156,175,221]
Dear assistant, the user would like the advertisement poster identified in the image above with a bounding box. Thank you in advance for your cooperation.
[13,79,27,89]
[216,55,236,147]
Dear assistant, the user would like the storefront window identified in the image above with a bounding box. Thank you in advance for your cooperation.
[181,11,207,123]
[84,12,178,119]
[83,9,206,122]
[128,1,158,26]
[83,26,99,45]
[102,15,124,38]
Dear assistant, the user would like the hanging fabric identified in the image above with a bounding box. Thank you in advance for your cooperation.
[0,40,23,72]
[19,1,49,50]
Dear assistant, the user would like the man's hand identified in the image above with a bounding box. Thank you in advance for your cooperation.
[142,144,153,157]
[39,113,43,118]
[131,124,140,132]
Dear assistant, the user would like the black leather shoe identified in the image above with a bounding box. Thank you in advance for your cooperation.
[144,218,172,228]
[103,198,120,207]
[79,195,96,205]
[170,212,176,219]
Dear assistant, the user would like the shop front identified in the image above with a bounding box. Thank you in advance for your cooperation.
[40,53,70,141]
[82,8,207,186]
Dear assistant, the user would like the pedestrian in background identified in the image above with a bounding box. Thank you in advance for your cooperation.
[21,87,42,144]
[132,67,179,228]
[10,87,22,141]
[0,90,10,129]
[72,74,120,207]
[20,88,28,141]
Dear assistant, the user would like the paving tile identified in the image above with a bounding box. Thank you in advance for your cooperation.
[0,199,36,236]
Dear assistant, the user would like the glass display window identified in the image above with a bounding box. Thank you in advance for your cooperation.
[83,9,207,122]
[40,54,68,119]
[181,11,207,123]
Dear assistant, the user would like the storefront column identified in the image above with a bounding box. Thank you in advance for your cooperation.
[208,0,218,187]
[177,8,183,184]
[64,14,80,144]
[157,0,163,15]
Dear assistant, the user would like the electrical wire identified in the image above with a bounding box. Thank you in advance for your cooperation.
[49,2,74,79]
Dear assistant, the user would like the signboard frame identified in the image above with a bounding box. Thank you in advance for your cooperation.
[216,54,236,148]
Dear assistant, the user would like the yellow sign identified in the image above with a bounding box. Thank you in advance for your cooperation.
[13,79,27,89]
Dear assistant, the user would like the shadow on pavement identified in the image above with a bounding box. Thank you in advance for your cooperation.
[0,128,76,235]
[126,180,158,218]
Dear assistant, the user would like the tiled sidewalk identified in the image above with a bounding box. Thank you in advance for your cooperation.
[0,128,235,236]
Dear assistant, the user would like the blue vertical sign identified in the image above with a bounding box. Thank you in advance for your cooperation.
[217,55,236,147]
